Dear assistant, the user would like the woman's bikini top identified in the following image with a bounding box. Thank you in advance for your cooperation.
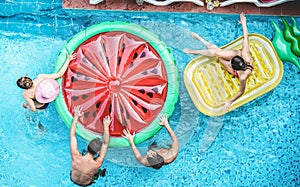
[233,62,253,79]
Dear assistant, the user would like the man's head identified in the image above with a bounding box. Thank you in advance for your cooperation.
[16,76,33,89]
[146,150,164,169]
[87,138,102,155]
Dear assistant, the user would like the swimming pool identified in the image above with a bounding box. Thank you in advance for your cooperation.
[0,0,299,186]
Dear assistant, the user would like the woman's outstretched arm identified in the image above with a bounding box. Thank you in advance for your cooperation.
[38,52,76,80]
[240,13,252,63]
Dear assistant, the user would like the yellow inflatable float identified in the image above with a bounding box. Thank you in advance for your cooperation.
[184,34,284,116]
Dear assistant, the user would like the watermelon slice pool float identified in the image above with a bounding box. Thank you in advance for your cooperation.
[54,21,179,147]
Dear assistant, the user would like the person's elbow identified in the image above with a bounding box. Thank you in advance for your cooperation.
[239,88,245,95]
[239,81,246,94]
[171,139,179,150]
[137,156,147,165]
[26,104,36,112]
[54,72,62,79]
[30,107,36,112]
[171,134,178,144]
[236,89,245,99]
[103,137,110,145]
[102,141,109,147]
[96,158,104,167]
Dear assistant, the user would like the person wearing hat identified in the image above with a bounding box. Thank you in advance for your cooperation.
[70,105,112,186]
[16,52,76,111]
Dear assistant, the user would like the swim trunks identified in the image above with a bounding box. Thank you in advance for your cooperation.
[69,168,106,186]
[33,99,49,109]
[36,103,49,109]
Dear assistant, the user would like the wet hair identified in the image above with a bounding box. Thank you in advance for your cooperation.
[231,56,253,71]
[146,153,164,169]
[87,138,102,155]
[70,169,106,186]
[16,76,33,89]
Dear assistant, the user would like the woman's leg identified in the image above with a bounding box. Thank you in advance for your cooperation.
[184,32,243,74]
[184,47,240,61]
[183,48,218,56]
[191,32,219,49]
[184,32,241,60]
[219,58,234,74]
[183,48,238,74]
[183,32,220,56]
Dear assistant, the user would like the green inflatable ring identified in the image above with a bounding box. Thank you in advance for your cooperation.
[54,21,179,147]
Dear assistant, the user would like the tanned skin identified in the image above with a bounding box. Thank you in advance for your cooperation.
[70,105,111,186]
[122,114,179,167]
[183,13,253,111]
[20,53,76,111]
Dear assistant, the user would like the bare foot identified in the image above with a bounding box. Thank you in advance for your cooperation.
[191,32,218,49]
[191,32,201,40]
[183,48,196,54]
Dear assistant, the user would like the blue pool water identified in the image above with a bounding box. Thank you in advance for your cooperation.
[0,0,299,186]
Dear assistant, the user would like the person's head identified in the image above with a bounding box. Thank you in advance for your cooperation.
[87,138,102,156]
[231,55,253,71]
[16,76,33,89]
[146,150,164,169]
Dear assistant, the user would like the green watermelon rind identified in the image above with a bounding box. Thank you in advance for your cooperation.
[54,21,179,147]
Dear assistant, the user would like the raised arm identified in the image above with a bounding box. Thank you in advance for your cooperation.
[159,114,179,154]
[70,105,83,160]
[122,129,149,166]
[39,52,76,80]
[240,13,251,61]
[224,14,251,111]
[96,115,111,165]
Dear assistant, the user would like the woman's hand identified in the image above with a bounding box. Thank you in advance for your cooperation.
[122,129,135,143]
[103,115,112,128]
[159,113,169,126]
[73,105,83,118]
[67,52,76,62]
[224,101,233,111]
[239,13,246,25]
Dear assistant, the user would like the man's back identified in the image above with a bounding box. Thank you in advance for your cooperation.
[71,154,100,186]
[69,107,111,185]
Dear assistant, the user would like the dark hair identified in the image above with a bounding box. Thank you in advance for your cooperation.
[231,56,253,71]
[147,153,164,169]
[16,76,33,89]
[87,138,102,155]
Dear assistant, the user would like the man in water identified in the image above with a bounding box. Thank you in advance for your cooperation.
[123,114,178,169]
[70,105,111,186]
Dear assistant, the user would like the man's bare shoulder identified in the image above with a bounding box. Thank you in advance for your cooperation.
[156,148,178,164]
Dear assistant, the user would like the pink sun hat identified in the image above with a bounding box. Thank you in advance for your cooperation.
[35,79,60,103]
